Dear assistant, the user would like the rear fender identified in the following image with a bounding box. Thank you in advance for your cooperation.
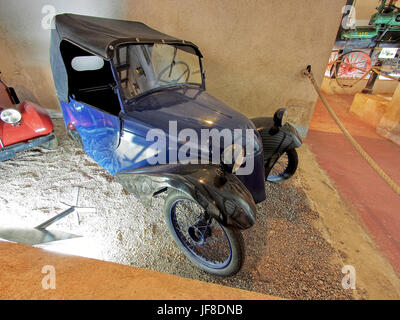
[116,164,257,230]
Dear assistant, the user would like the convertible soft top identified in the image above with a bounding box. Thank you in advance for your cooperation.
[50,13,202,102]
[54,14,201,60]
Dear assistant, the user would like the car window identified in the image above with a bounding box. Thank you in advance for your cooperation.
[71,56,105,71]
[114,44,202,100]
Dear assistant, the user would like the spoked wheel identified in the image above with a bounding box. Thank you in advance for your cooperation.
[266,149,298,183]
[335,51,372,88]
[325,51,339,77]
[164,190,245,277]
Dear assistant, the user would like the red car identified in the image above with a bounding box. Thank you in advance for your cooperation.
[0,72,57,161]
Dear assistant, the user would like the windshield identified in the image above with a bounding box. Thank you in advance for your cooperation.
[113,43,203,100]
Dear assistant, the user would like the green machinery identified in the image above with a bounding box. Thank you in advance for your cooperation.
[341,0,400,41]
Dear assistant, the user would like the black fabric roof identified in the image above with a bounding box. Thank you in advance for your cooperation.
[54,14,201,59]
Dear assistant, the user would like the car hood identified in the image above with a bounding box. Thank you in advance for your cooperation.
[123,86,256,134]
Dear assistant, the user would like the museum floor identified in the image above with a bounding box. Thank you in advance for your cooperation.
[307,94,400,277]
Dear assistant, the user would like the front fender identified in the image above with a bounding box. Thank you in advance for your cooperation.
[251,117,302,159]
[116,164,257,230]
[282,122,302,149]
[250,116,275,132]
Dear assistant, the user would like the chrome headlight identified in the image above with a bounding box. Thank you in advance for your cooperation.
[221,144,245,173]
[0,108,22,125]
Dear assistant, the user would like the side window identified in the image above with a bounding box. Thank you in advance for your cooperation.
[60,41,121,116]
[71,56,104,71]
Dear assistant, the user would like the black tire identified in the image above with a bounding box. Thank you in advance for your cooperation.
[266,148,298,183]
[163,190,245,277]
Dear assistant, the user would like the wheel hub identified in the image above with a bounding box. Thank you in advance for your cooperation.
[187,219,211,245]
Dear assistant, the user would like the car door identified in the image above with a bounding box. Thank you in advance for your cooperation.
[113,115,162,173]
[62,98,121,174]
[58,48,124,174]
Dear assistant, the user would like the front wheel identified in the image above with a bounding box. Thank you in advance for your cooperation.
[266,148,298,183]
[164,190,245,277]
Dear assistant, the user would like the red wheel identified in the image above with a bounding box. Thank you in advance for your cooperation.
[325,51,339,77]
[335,51,372,87]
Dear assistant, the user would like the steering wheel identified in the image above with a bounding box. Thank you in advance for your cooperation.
[156,61,191,85]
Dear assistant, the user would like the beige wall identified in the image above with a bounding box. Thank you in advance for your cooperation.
[0,0,125,109]
[0,0,346,136]
[354,0,380,24]
[378,83,400,144]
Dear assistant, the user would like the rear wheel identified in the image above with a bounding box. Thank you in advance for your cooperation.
[163,190,245,277]
[266,149,298,183]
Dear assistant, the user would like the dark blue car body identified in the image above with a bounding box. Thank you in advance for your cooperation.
[50,13,304,277]
[48,13,303,235]
[59,85,266,204]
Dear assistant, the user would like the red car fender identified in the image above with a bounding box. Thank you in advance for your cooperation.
[0,101,54,147]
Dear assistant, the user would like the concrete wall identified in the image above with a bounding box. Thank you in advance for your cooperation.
[0,0,125,109]
[349,92,391,127]
[378,83,400,145]
[0,0,346,136]
[354,0,380,25]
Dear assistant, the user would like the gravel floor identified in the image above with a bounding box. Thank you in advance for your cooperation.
[0,117,354,299]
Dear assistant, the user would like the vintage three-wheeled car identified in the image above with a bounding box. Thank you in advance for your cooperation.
[0,72,57,162]
[50,14,302,276]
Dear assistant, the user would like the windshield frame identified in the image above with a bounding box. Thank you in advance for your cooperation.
[111,42,205,106]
